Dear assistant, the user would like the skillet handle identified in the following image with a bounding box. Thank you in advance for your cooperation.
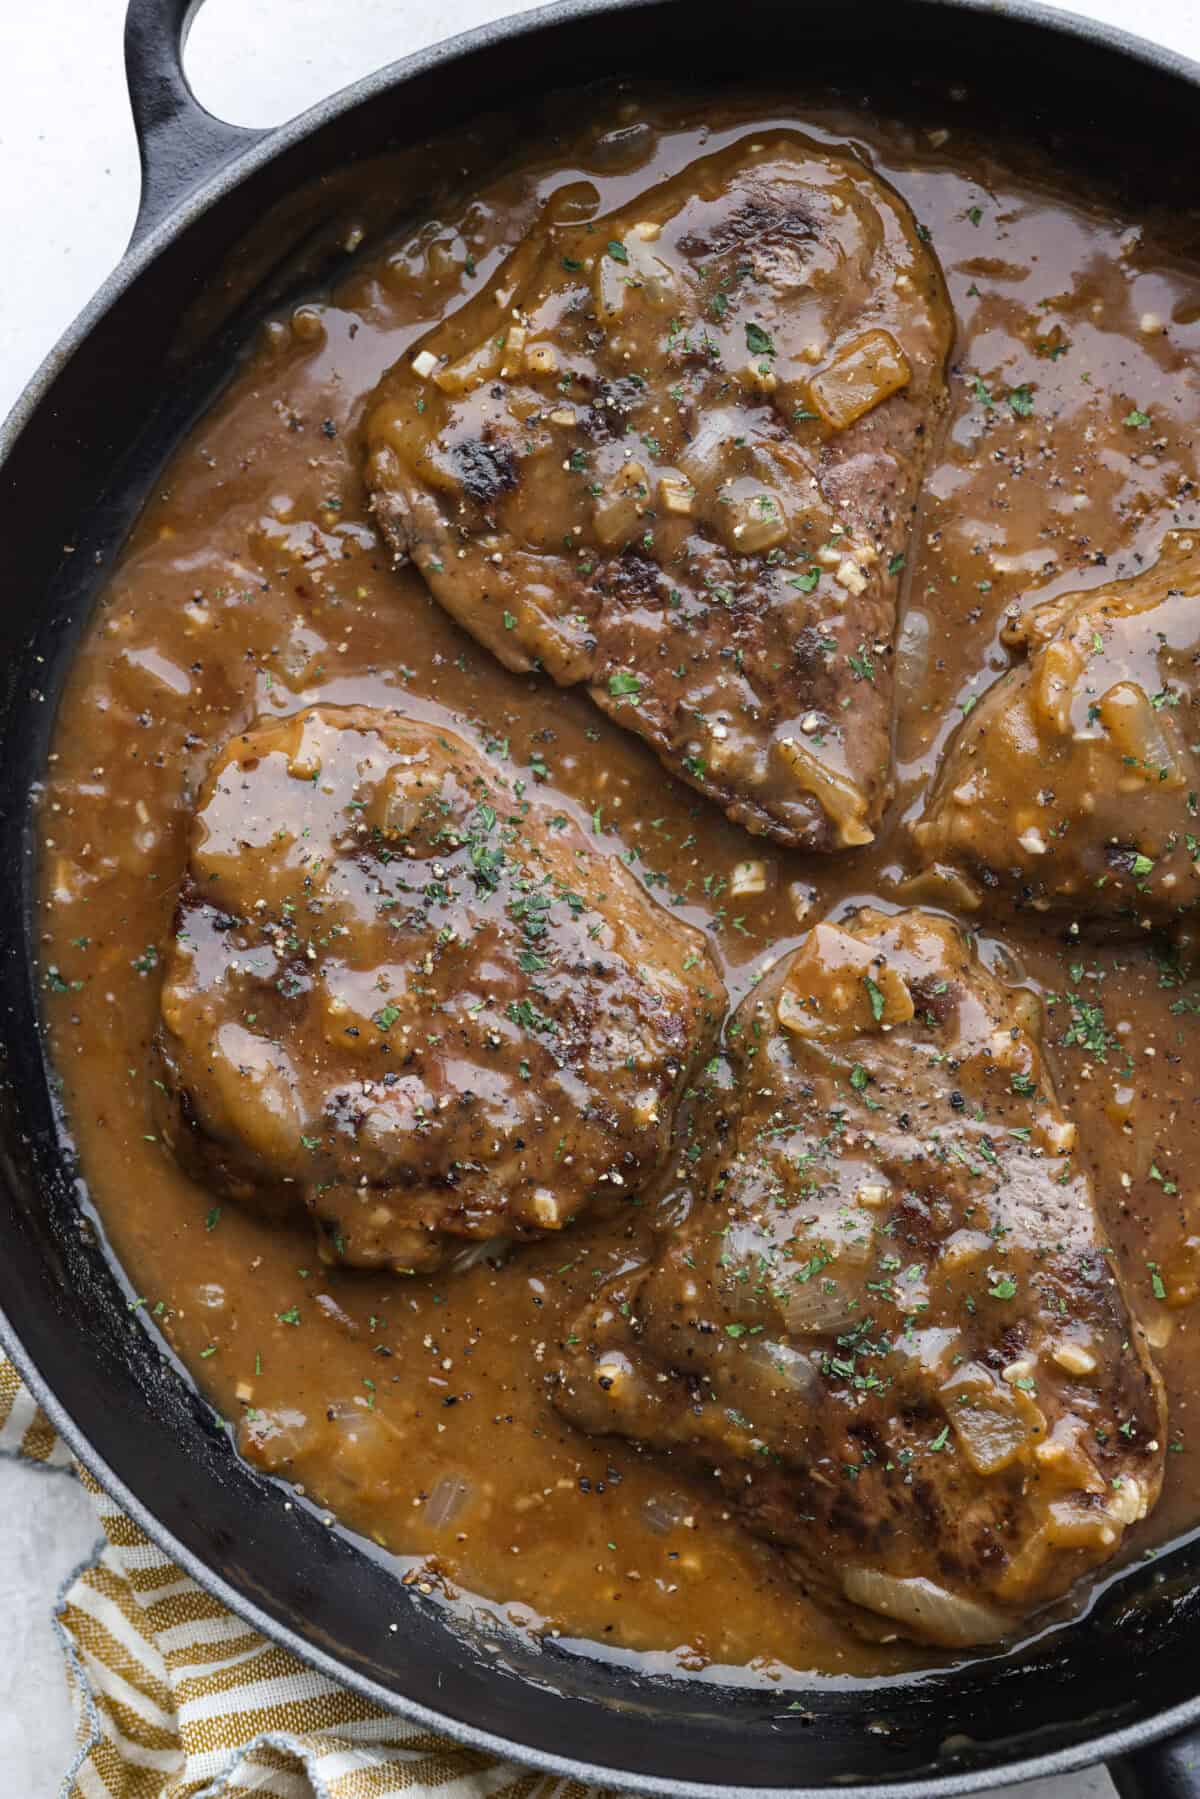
[123,0,267,246]
[1110,1727,1200,1798]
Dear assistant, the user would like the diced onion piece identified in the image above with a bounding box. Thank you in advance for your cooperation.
[775,985,821,1038]
[742,360,778,395]
[1096,680,1186,788]
[424,1474,473,1528]
[720,484,789,553]
[283,709,329,781]
[780,1268,866,1336]
[678,408,740,489]
[380,785,421,842]
[859,959,913,1031]
[446,1237,511,1275]
[794,1207,874,1269]
[1051,1338,1097,1376]
[529,1188,563,1228]
[595,1351,634,1392]
[595,254,629,322]
[642,1493,690,1534]
[320,1402,406,1498]
[776,922,914,1040]
[940,1360,1045,1475]
[594,239,676,321]
[1033,1500,1114,1551]
[524,342,559,375]
[730,860,767,897]
[947,1398,1029,1475]
[1008,989,1043,1040]
[939,1228,990,1271]
[1041,1116,1076,1153]
[842,1569,1010,1647]
[746,1338,821,1399]
[593,461,649,546]
[433,335,504,395]
[788,881,814,924]
[892,861,983,914]
[992,1525,1050,1599]
[1031,637,1083,736]
[895,607,929,694]
[779,1209,874,1334]
[208,1024,302,1160]
[855,1180,891,1210]
[658,474,694,515]
[424,238,459,279]
[775,736,874,848]
[1102,1479,1148,1528]
[809,330,911,430]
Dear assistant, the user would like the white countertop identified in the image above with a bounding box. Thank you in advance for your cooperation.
[1,1,1195,1791]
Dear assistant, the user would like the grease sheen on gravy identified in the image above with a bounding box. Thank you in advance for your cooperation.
[38,92,1200,1685]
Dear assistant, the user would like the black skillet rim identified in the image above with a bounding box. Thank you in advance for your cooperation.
[2,0,1199,1791]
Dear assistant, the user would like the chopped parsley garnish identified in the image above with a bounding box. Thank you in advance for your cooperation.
[848,645,875,684]
[506,997,558,1036]
[466,803,505,891]
[1061,992,1114,1062]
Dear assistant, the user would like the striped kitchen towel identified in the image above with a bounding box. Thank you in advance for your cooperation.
[0,1355,604,1799]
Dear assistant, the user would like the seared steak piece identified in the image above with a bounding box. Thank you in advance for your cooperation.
[365,133,953,850]
[155,705,725,1272]
[913,533,1200,930]
[553,907,1164,1646]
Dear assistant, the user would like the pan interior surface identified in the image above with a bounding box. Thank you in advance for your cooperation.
[4,4,1200,1791]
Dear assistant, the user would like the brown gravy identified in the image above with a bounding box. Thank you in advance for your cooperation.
[37,93,1200,1685]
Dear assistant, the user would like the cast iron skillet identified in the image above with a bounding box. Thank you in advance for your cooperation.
[3,0,1200,1792]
